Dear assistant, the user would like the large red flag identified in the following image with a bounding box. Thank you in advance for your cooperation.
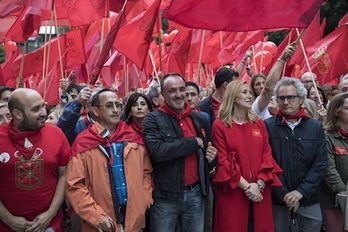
[304,25,348,85]
[164,0,325,31]
[113,0,161,69]
[67,0,109,26]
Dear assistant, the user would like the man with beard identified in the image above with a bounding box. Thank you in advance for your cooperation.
[66,89,153,231]
[143,73,217,232]
[0,88,70,231]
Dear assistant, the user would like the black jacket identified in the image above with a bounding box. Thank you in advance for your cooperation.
[143,109,214,200]
[265,116,328,206]
[199,96,214,126]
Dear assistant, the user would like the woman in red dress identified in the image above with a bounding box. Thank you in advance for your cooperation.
[212,80,282,232]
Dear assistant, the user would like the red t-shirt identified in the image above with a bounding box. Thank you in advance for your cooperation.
[0,123,70,232]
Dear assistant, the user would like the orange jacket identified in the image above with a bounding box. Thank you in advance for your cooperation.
[66,123,153,232]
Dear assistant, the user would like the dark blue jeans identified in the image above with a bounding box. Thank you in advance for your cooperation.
[150,184,204,232]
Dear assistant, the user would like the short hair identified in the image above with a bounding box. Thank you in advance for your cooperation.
[0,86,15,98]
[214,68,239,89]
[123,92,153,124]
[273,77,307,99]
[324,92,348,131]
[218,79,258,127]
[66,83,83,94]
[146,86,160,99]
[160,73,186,91]
[8,94,24,114]
[91,89,115,107]
[185,81,200,94]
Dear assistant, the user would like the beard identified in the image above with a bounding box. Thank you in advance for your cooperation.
[18,113,46,131]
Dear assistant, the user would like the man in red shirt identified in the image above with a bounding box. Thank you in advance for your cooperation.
[0,88,70,232]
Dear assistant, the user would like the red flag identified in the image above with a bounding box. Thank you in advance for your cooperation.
[67,0,109,26]
[286,12,322,74]
[11,35,65,78]
[64,29,87,69]
[305,25,348,85]
[165,30,192,76]
[101,51,123,87]
[218,30,264,65]
[37,55,66,105]
[164,0,325,31]
[113,0,161,69]
[338,13,348,28]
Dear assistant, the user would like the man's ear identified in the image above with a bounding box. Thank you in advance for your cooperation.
[91,106,99,118]
[12,109,22,120]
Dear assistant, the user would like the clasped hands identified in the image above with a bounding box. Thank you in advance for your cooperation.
[244,183,263,203]
[283,190,303,212]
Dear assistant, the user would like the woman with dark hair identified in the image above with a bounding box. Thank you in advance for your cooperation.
[123,92,153,135]
[250,73,266,99]
[320,92,348,232]
[307,85,328,122]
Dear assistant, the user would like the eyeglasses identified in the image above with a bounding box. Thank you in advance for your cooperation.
[96,101,123,110]
[277,95,299,102]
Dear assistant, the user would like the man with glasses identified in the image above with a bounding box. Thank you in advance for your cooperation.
[66,89,153,232]
[264,77,327,231]
[301,71,318,90]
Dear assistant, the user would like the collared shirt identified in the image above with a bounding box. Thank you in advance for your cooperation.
[110,142,127,206]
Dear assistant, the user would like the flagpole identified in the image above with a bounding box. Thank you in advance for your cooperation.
[260,39,265,73]
[53,5,64,80]
[282,30,293,77]
[196,29,206,84]
[157,10,163,71]
[43,14,54,101]
[148,49,159,80]
[219,31,223,67]
[17,42,26,88]
[295,28,322,106]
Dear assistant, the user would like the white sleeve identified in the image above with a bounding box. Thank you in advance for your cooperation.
[252,96,272,120]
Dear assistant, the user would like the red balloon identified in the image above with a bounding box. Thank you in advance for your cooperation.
[254,51,272,70]
[162,34,170,43]
[263,41,278,57]
[168,29,178,42]
[3,41,17,53]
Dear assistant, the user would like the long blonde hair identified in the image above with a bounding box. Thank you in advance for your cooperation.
[218,80,258,127]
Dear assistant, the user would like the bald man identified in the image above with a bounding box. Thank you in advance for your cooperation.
[301,72,318,90]
[0,88,70,232]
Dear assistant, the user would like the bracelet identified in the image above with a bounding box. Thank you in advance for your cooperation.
[277,58,286,64]
[256,179,265,191]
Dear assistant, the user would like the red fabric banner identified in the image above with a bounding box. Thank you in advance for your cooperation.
[164,0,325,31]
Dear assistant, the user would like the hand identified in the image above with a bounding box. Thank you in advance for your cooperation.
[6,215,33,232]
[195,137,204,149]
[97,215,115,232]
[59,78,68,95]
[25,210,54,232]
[280,43,296,62]
[283,190,303,210]
[205,142,217,163]
[317,105,327,121]
[245,183,263,202]
[76,86,93,105]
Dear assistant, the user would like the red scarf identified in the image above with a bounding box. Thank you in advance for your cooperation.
[159,101,192,118]
[129,121,143,136]
[8,120,42,160]
[70,121,143,157]
[339,128,348,139]
[277,107,308,123]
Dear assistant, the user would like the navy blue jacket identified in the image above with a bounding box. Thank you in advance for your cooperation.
[265,116,328,206]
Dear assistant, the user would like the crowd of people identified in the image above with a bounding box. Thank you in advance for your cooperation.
[0,44,348,232]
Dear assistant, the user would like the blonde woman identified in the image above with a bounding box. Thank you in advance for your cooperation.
[212,80,282,232]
